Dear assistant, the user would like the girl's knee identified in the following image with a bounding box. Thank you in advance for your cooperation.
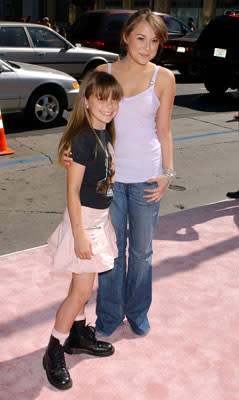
[69,289,92,306]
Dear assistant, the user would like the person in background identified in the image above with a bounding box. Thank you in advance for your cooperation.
[66,22,73,42]
[188,17,197,31]
[43,71,122,390]
[43,16,51,27]
[59,27,67,38]
[52,20,59,32]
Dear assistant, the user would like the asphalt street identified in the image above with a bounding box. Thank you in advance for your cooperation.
[1,72,239,255]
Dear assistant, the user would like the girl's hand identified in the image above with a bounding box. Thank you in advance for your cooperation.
[143,176,169,202]
[62,151,73,168]
[74,234,94,259]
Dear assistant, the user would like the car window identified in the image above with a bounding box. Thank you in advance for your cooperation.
[0,26,29,47]
[163,16,185,33]
[28,26,66,48]
[197,16,239,48]
[105,14,129,33]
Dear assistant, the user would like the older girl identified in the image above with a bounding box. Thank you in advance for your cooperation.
[64,9,176,338]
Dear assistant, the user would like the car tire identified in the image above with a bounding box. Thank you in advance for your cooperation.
[82,60,107,77]
[204,75,229,95]
[27,88,64,127]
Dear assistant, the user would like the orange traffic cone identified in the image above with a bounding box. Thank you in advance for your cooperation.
[0,109,14,155]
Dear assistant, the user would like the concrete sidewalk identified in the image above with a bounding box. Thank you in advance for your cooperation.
[1,110,239,256]
[1,200,238,400]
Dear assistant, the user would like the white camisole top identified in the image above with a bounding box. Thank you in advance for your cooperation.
[108,63,163,183]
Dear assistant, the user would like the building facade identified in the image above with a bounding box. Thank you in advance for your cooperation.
[0,0,238,28]
[0,0,68,23]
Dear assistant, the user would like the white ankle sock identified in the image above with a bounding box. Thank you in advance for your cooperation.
[52,328,69,346]
[75,314,86,321]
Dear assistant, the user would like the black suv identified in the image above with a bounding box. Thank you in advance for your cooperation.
[192,14,239,95]
[70,9,190,55]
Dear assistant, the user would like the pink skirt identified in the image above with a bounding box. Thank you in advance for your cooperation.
[47,207,118,274]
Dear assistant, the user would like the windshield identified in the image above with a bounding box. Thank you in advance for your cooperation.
[184,30,201,39]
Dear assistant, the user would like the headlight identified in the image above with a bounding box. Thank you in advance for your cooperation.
[72,81,80,89]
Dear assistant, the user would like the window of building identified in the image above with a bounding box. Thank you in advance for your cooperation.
[171,0,202,6]
[133,0,152,9]
[105,0,122,8]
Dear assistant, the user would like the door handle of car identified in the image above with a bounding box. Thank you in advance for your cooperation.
[38,52,46,56]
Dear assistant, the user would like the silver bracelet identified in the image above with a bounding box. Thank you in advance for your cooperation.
[162,168,176,184]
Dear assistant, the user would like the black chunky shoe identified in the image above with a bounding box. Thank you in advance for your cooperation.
[226,190,239,199]
[64,320,115,357]
[43,335,72,390]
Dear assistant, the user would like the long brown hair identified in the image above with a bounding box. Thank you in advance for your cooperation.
[120,9,168,54]
[58,70,122,165]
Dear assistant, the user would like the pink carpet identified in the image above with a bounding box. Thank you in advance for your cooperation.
[0,200,238,400]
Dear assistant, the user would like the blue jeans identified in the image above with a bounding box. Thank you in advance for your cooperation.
[96,181,161,335]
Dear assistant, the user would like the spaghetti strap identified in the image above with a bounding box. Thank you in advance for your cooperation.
[107,63,111,74]
[149,65,160,86]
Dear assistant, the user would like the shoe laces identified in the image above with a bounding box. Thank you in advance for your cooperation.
[82,324,97,343]
[53,344,66,368]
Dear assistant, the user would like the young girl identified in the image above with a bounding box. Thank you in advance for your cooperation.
[43,71,122,390]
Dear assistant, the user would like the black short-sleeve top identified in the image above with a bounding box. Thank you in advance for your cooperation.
[71,126,115,209]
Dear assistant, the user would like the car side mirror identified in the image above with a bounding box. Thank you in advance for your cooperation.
[75,43,81,48]
[64,42,71,50]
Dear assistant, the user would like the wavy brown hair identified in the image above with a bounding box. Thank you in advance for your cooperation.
[58,70,122,165]
[120,9,168,54]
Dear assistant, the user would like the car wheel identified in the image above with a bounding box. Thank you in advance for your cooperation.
[27,88,64,127]
[82,60,107,77]
[204,75,229,95]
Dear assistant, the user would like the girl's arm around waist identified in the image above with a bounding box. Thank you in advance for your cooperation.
[67,161,93,259]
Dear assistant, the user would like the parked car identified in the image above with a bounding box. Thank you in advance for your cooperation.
[70,9,191,55]
[0,22,118,79]
[192,14,239,94]
[0,58,79,127]
[160,30,200,76]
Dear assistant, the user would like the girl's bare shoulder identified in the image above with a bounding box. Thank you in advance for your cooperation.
[157,66,175,83]
[155,66,175,94]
